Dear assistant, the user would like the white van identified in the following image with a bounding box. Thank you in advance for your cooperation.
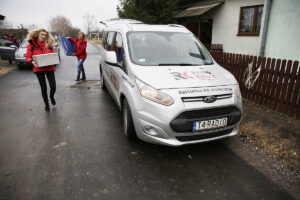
[99,19,243,146]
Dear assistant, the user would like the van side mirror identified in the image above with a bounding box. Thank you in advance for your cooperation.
[105,51,117,64]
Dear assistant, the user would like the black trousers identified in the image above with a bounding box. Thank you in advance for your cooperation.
[35,71,56,104]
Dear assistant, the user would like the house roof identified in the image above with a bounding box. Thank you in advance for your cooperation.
[174,0,224,18]
[177,0,224,9]
[174,2,223,18]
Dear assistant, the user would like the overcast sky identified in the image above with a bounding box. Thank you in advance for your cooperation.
[0,0,119,31]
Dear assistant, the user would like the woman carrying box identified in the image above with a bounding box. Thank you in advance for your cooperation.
[26,28,56,111]
[68,32,87,81]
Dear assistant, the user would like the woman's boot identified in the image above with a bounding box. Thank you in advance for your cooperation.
[50,96,56,105]
[45,103,50,111]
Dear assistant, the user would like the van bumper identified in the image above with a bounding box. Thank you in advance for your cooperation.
[132,105,242,147]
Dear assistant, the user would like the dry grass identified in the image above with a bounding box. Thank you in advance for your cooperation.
[240,120,300,172]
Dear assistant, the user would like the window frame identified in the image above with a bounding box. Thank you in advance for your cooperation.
[114,33,124,49]
[114,33,127,69]
[106,32,116,51]
[237,4,264,36]
[111,32,128,73]
[102,31,108,49]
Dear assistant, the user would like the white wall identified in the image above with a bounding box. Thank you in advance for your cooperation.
[264,0,300,61]
[203,0,264,55]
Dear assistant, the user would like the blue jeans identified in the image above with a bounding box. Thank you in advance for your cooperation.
[77,58,86,77]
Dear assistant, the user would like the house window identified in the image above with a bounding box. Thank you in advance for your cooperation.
[238,5,263,36]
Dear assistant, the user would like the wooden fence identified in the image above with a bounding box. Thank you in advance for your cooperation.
[209,51,300,119]
[205,44,223,53]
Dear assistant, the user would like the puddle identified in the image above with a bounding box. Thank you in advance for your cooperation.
[69,80,101,91]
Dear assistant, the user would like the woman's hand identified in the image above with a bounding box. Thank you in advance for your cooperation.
[72,53,76,56]
[32,61,37,67]
[46,43,53,49]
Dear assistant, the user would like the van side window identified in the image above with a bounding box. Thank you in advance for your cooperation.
[114,33,126,69]
[106,32,115,51]
[102,31,108,49]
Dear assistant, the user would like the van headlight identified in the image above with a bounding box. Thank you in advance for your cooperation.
[15,52,20,58]
[135,78,174,106]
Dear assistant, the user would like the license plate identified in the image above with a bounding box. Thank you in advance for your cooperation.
[193,118,227,132]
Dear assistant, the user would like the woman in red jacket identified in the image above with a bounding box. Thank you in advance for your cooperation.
[68,32,87,81]
[26,28,56,111]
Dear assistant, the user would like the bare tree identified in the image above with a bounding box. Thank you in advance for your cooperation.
[27,24,37,30]
[18,24,26,29]
[83,13,96,35]
[68,27,81,38]
[18,24,36,30]
[49,15,72,36]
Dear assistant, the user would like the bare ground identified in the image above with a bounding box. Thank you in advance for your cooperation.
[225,100,300,199]
[0,59,16,76]
[240,100,300,173]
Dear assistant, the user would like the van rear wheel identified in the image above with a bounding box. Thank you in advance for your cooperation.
[123,99,137,139]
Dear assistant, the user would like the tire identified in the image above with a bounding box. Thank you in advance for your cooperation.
[123,99,137,139]
[17,64,23,69]
[99,65,106,90]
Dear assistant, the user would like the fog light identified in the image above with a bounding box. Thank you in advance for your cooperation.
[144,125,159,136]
[139,119,169,139]
[144,125,152,132]
[148,129,159,136]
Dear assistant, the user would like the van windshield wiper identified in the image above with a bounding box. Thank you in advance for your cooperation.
[189,52,203,59]
[158,63,196,66]
[203,62,213,65]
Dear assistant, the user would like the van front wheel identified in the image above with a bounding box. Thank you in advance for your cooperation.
[123,99,137,139]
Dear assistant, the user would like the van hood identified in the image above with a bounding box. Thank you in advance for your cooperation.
[133,65,238,89]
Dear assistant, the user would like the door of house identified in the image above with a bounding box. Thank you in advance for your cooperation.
[186,23,199,38]
[200,19,213,44]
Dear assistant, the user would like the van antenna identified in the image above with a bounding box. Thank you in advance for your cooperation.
[99,21,107,26]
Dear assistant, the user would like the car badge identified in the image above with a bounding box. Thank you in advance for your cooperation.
[203,96,217,103]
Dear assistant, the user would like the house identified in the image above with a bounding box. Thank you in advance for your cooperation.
[0,15,5,27]
[174,0,300,61]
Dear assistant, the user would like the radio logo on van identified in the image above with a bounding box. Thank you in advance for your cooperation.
[170,71,216,80]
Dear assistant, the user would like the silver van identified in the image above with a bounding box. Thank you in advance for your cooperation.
[99,19,242,146]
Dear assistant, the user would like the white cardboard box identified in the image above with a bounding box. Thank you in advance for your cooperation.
[32,53,60,67]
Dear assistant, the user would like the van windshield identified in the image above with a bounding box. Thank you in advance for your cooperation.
[127,31,213,66]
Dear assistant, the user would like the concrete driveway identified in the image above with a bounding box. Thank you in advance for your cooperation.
[0,43,295,200]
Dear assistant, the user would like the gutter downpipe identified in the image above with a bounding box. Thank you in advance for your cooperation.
[259,0,272,57]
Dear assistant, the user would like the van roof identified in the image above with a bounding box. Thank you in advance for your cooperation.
[103,19,190,33]
[130,24,190,33]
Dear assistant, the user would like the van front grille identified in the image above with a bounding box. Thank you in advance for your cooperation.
[170,106,241,133]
